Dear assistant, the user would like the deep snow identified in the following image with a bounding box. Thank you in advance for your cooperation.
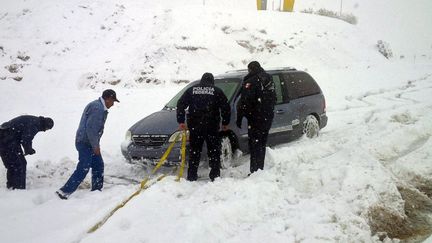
[1,0,432,242]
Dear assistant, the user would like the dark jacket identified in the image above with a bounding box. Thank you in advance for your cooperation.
[177,73,231,128]
[237,68,276,124]
[0,115,48,154]
[75,98,108,149]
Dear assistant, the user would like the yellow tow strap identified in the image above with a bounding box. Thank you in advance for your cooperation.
[176,130,187,181]
[87,173,169,233]
[87,130,187,234]
[151,131,181,174]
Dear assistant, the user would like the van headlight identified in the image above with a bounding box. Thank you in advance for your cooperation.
[125,130,132,142]
[121,130,133,151]
[168,130,189,142]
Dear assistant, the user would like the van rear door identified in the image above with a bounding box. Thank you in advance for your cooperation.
[282,72,324,137]
[267,74,299,145]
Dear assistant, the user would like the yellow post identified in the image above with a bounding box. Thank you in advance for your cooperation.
[282,0,295,12]
[256,0,262,10]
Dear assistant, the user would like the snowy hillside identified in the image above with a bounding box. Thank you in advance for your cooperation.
[296,0,432,57]
[0,0,403,88]
[0,0,432,242]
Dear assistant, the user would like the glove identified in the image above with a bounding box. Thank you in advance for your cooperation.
[179,123,187,131]
[25,148,36,155]
[93,147,101,156]
[236,119,242,129]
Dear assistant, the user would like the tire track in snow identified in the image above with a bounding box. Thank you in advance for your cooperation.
[336,73,432,112]
[377,135,430,164]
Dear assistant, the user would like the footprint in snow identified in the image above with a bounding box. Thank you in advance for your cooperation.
[32,192,51,205]
[118,218,132,231]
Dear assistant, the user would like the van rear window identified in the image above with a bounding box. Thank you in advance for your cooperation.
[283,72,321,99]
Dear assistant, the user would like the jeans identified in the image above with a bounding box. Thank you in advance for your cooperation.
[60,143,104,195]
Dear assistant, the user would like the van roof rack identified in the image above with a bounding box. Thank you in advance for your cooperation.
[224,69,248,73]
[268,67,297,71]
[224,67,297,74]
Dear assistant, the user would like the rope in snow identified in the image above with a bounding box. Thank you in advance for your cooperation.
[176,130,187,181]
[87,130,187,233]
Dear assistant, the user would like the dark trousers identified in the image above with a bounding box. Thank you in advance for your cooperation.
[0,141,27,189]
[60,143,104,195]
[187,125,221,181]
[247,118,272,173]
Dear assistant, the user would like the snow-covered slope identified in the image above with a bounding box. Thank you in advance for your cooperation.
[0,0,431,243]
[296,0,432,57]
[1,0,389,88]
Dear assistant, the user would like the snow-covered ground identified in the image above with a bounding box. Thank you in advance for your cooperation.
[0,0,431,242]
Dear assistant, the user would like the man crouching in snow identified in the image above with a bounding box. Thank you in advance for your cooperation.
[0,115,54,189]
[56,89,119,200]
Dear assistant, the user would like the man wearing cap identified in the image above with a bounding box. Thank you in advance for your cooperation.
[0,115,54,189]
[56,89,119,199]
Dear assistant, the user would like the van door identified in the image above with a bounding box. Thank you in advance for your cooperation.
[281,72,319,140]
[267,74,299,145]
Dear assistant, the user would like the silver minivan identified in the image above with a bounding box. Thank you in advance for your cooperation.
[121,68,327,167]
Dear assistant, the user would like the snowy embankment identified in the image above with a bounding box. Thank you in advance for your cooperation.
[1,0,432,242]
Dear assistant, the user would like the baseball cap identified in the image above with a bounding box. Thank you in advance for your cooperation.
[102,89,120,102]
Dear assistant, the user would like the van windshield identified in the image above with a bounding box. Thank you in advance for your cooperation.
[164,78,241,109]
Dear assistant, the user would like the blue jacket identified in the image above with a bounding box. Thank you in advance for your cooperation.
[75,99,108,149]
[0,115,45,154]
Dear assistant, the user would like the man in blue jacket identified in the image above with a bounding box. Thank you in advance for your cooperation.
[0,115,54,189]
[56,89,119,199]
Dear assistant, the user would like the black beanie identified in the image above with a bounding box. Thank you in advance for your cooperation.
[40,117,54,131]
[247,61,262,74]
[200,72,214,85]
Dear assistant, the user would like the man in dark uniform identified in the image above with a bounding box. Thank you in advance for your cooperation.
[236,61,276,174]
[177,73,231,181]
[0,115,54,189]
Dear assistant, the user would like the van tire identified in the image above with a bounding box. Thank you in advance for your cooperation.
[303,115,320,138]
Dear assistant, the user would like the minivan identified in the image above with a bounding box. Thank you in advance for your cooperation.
[121,68,327,168]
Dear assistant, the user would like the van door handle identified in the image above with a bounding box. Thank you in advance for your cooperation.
[275,110,285,114]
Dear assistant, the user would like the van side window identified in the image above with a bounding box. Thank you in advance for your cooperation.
[283,72,320,100]
[272,75,284,104]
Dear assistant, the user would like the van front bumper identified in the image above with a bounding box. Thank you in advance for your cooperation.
[121,140,189,166]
